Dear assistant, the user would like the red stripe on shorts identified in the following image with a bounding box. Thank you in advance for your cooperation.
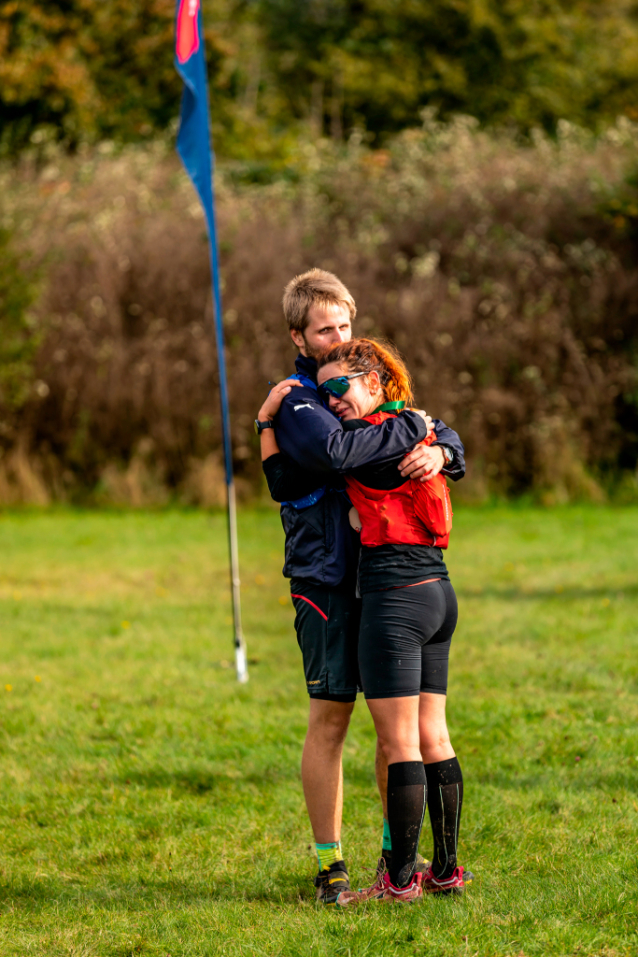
[291,594,328,621]
[392,577,441,590]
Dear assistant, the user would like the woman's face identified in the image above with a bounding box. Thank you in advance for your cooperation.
[317,361,383,421]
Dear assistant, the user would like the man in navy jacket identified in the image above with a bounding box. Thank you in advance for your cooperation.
[257,269,464,903]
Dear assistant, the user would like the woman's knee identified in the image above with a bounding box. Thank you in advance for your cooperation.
[367,694,422,764]
[375,733,395,764]
[419,714,453,761]
[375,722,421,765]
[379,739,422,765]
[420,728,454,763]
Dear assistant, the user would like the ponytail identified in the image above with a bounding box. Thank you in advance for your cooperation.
[317,338,414,405]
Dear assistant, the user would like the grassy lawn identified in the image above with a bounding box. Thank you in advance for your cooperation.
[0,505,636,957]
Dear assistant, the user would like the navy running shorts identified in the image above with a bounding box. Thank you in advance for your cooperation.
[290,578,361,702]
[358,579,458,699]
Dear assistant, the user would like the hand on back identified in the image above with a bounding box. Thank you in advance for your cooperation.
[398,413,444,482]
[409,409,433,432]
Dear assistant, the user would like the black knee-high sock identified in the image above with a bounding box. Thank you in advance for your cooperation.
[424,757,463,880]
[387,761,427,887]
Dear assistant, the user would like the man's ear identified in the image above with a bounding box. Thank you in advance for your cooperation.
[290,328,305,350]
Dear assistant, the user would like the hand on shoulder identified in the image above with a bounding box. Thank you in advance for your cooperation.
[258,378,303,422]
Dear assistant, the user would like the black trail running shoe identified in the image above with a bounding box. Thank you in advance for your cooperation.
[314,860,357,906]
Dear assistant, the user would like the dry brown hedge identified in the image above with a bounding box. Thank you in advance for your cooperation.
[2,120,638,504]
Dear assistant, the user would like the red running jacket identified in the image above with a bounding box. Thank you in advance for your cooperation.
[345,410,453,549]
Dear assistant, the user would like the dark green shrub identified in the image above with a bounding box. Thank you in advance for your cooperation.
[0,229,38,423]
[6,122,638,502]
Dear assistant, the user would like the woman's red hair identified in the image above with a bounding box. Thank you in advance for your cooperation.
[317,338,414,405]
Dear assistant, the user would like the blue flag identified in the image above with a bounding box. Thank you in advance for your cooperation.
[174,0,232,487]
[175,0,247,682]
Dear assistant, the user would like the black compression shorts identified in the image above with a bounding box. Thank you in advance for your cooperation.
[358,579,458,699]
[290,579,361,702]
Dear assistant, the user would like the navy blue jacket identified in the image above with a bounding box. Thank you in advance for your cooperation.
[267,353,465,587]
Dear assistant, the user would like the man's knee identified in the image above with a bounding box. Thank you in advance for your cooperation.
[307,699,354,746]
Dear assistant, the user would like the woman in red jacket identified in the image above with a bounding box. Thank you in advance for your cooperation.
[315,338,471,902]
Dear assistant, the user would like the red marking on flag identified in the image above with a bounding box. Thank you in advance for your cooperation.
[176,0,200,64]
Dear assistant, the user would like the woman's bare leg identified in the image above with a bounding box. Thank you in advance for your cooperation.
[418,692,455,764]
[418,692,464,881]
[374,695,454,860]
[366,696,425,886]
[367,695,421,765]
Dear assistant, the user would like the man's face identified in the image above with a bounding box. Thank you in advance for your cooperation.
[291,302,352,357]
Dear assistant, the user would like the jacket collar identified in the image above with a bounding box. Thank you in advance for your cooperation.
[295,353,318,382]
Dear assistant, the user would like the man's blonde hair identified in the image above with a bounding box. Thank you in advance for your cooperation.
[282,268,357,332]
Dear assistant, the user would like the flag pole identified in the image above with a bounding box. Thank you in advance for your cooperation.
[174,0,247,683]
[206,193,248,685]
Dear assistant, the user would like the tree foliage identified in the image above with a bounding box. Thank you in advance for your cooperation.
[0,0,236,152]
[1,1,638,153]
[256,0,638,137]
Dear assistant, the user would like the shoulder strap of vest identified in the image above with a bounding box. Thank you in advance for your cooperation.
[288,372,318,391]
[282,486,326,511]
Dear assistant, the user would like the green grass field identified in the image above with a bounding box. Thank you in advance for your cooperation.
[0,505,636,957]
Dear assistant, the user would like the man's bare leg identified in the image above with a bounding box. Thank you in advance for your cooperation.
[301,698,355,843]
[375,738,388,819]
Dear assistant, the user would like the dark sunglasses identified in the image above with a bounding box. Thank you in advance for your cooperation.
[318,371,367,401]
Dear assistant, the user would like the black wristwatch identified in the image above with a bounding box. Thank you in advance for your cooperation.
[254,419,275,435]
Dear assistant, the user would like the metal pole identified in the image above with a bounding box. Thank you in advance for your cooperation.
[174,0,246,684]
[204,186,248,684]
[227,480,247,682]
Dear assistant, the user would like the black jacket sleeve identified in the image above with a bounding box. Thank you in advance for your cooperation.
[262,453,325,503]
[274,385,428,473]
[431,419,466,482]
[342,417,466,482]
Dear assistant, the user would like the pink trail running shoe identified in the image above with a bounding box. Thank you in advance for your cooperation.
[422,865,473,895]
[380,871,423,902]
[334,889,362,907]
[356,858,388,902]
